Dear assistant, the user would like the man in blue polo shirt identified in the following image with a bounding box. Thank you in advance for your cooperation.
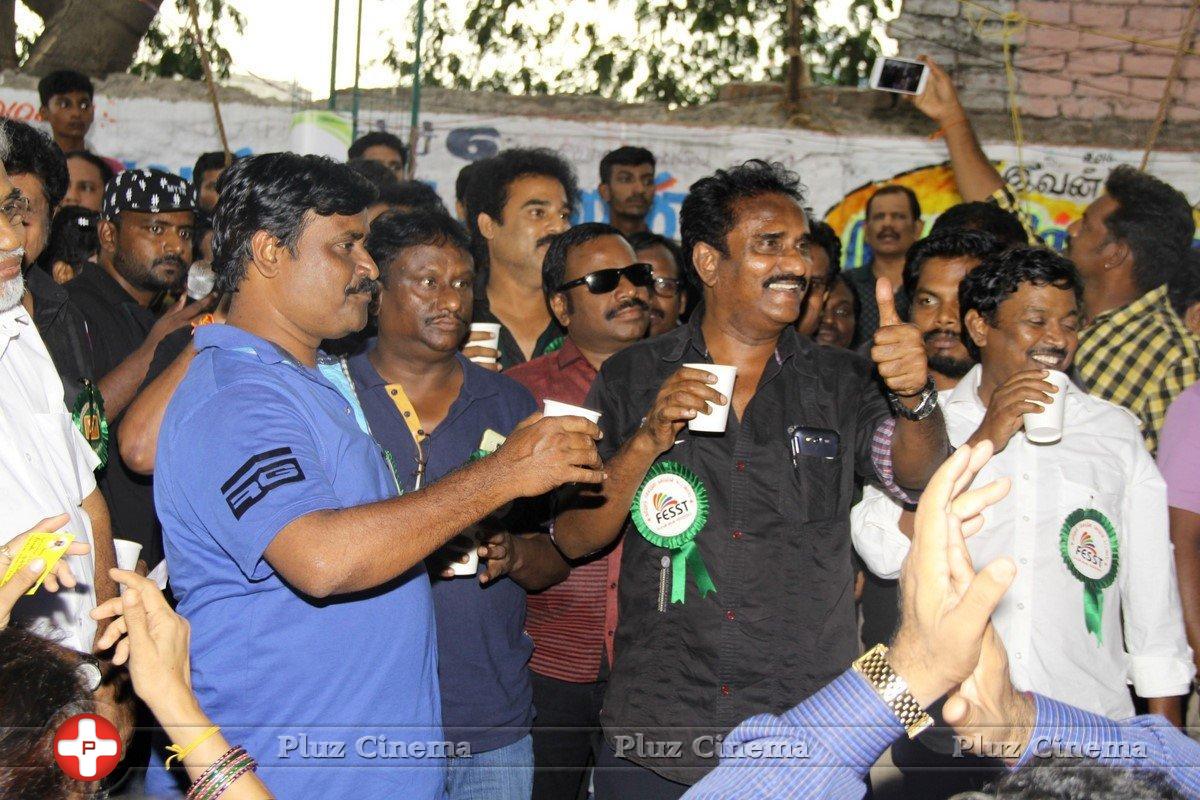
[151,154,603,799]
[344,209,569,799]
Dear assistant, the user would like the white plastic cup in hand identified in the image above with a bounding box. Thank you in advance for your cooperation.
[469,323,502,365]
[1023,370,1070,444]
[448,534,480,577]
[113,539,142,572]
[113,540,143,592]
[543,399,602,425]
[683,363,737,433]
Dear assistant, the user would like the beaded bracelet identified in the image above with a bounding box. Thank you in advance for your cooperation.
[185,746,251,800]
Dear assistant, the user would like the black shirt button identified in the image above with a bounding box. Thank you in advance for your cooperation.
[725,610,735,621]
[721,684,731,696]
[732,530,743,540]
[735,460,746,471]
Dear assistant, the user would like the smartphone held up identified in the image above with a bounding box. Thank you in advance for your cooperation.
[869,56,929,95]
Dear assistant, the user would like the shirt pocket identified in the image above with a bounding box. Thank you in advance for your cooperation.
[780,435,845,525]
[1054,466,1125,532]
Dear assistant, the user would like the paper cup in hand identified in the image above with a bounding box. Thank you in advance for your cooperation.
[1023,370,1070,444]
[113,539,142,572]
[468,323,502,365]
[543,399,602,424]
[448,534,480,577]
[684,363,737,433]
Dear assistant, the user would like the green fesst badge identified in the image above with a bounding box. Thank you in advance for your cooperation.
[630,461,716,604]
[71,379,108,470]
[1059,507,1119,646]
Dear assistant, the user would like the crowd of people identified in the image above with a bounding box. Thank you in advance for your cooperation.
[2,55,1200,800]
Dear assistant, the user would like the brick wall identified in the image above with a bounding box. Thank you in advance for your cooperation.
[891,0,1198,124]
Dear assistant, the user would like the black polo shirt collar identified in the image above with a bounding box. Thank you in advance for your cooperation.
[660,304,815,379]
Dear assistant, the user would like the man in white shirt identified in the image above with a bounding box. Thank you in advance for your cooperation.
[0,131,118,652]
[853,246,1193,726]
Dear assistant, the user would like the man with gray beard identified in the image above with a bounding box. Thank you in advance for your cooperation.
[0,123,119,654]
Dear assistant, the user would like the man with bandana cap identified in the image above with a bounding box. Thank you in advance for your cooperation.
[66,167,214,569]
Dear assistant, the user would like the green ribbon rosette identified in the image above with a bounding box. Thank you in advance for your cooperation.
[71,379,109,471]
[630,460,716,604]
[1059,508,1119,646]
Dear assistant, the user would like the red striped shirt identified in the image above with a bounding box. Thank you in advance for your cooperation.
[507,340,622,683]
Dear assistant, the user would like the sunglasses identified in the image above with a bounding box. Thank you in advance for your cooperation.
[557,263,654,295]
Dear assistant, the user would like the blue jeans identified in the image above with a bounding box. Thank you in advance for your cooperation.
[446,734,533,800]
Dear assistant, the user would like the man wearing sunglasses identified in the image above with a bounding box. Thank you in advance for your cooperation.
[553,160,949,798]
[508,222,652,800]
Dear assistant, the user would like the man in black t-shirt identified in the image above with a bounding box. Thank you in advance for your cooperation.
[67,168,212,567]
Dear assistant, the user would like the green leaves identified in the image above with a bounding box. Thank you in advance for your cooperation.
[130,0,246,81]
[385,0,891,107]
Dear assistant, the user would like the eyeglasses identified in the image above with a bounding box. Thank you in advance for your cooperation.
[557,263,654,294]
[650,276,684,298]
[1,195,31,225]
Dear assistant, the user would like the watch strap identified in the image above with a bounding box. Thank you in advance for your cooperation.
[852,643,934,739]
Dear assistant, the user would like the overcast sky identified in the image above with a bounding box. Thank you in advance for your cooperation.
[19,0,880,99]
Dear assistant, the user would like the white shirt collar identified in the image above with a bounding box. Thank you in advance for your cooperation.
[0,304,32,358]
[943,363,1086,420]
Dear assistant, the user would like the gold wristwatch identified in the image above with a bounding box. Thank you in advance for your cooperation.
[852,644,933,739]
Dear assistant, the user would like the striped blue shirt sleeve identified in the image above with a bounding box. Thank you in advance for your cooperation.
[1014,693,1200,797]
[683,670,902,799]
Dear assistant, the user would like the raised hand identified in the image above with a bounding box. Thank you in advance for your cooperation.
[148,292,218,349]
[871,277,930,399]
[966,369,1059,453]
[462,329,501,373]
[496,413,605,496]
[911,55,966,126]
[887,442,1016,707]
[634,366,726,455]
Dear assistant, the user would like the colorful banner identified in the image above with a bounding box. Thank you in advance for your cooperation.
[4,87,1198,266]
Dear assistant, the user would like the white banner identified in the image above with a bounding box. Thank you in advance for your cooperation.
[4,86,1197,264]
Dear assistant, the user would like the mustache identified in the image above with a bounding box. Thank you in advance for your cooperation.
[426,311,468,326]
[605,297,650,320]
[878,227,900,238]
[1029,347,1068,361]
[922,327,960,344]
[536,234,558,249]
[153,255,186,271]
[346,277,380,295]
[761,273,807,289]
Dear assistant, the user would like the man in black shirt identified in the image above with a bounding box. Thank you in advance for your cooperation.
[555,160,950,797]
[463,149,575,368]
[67,168,211,567]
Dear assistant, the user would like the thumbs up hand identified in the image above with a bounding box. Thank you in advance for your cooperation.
[871,277,930,400]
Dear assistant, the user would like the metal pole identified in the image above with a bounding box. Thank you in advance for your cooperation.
[327,0,341,110]
[351,0,364,141]
[406,0,427,179]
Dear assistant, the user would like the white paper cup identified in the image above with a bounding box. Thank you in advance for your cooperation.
[447,532,480,577]
[449,548,480,577]
[684,363,737,433]
[467,323,502,365]
[113,539,142,572]
[543,399,602,424]
[1023,370,1071,444]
